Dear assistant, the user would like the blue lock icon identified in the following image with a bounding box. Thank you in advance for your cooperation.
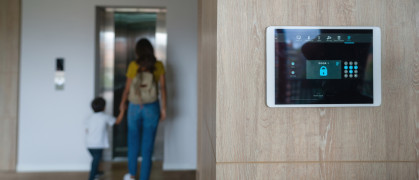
[320,66,328,76]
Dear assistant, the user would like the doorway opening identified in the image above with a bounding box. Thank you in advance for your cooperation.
[95,7,167,161]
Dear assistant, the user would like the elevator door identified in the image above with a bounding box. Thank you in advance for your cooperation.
[96,7,167,160]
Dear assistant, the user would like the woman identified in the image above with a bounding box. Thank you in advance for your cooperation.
[116,39,166,180]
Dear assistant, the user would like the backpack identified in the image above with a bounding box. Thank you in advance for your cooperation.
[128,71,158,104]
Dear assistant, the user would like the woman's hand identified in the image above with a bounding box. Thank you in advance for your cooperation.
[160,108,166,122]
[119,102,127,113]
[159,75,167,122]
[116,112,124,125]
[116,102,127,125]
[117,77,132,125]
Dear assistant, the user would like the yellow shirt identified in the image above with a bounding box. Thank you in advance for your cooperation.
[125,60,165,81]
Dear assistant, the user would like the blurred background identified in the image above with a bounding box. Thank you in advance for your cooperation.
[0,0,198,179]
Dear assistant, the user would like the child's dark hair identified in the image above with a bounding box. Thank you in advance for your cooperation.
[91,97,106,112]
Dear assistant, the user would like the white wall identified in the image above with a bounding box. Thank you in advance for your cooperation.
[18,0,197,172]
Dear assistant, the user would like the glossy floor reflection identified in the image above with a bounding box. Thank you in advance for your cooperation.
[0,161,196,180]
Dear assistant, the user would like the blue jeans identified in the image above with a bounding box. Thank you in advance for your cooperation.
[88,149,103,180]
[127,101,160,180]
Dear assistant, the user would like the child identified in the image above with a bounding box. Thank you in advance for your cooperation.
[85,97,117,180]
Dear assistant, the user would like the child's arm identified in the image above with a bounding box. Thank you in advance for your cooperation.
[105,114,116,126]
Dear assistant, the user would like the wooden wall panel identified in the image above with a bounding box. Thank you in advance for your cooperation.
[197,0,217,179]
[198,0,217,152]
[0,1,20,74]
[216,0,418,165]
[196,0,418,178]
[0,0,20,171]
[413,0,419,173]
[217,163,416,180]
[197,114,216,180]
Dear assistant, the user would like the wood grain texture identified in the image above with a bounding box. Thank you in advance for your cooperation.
[0,0,20,74]
[0,162,195,180]
[0,0,20,171]
[216,163,416,180]
[197,115,216,180]
[197,0,217,179]
[216,0,418,165]
[414,0,419,177]
[198,0,217,152]
[197,0,418,178]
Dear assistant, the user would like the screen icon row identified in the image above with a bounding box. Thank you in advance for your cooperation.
[295,35,352,41]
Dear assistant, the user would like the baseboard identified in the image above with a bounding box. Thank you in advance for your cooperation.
[17,164,90,172]
[162,163,196,171]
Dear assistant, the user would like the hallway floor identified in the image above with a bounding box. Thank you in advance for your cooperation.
[0,161,196,180]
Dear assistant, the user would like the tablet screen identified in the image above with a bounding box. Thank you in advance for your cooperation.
[274,29,374,105]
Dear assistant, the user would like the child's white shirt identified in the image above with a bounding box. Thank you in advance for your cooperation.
[85,112,116,149]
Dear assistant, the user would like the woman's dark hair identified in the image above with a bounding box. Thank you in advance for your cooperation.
[91,97,106,112]
[135,39,156,73]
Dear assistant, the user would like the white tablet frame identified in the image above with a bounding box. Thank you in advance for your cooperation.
[266,26,381,107]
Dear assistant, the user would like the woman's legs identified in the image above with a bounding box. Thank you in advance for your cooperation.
[139,101,160,180]
[127,103,142,177]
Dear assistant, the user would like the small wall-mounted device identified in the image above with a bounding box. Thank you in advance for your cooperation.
[54,58,65,90]
[266,26,381,107]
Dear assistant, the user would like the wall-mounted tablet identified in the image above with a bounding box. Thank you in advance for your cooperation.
[266,26,381,107]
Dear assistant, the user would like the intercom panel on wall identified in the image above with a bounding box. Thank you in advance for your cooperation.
[266,26,381,107]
